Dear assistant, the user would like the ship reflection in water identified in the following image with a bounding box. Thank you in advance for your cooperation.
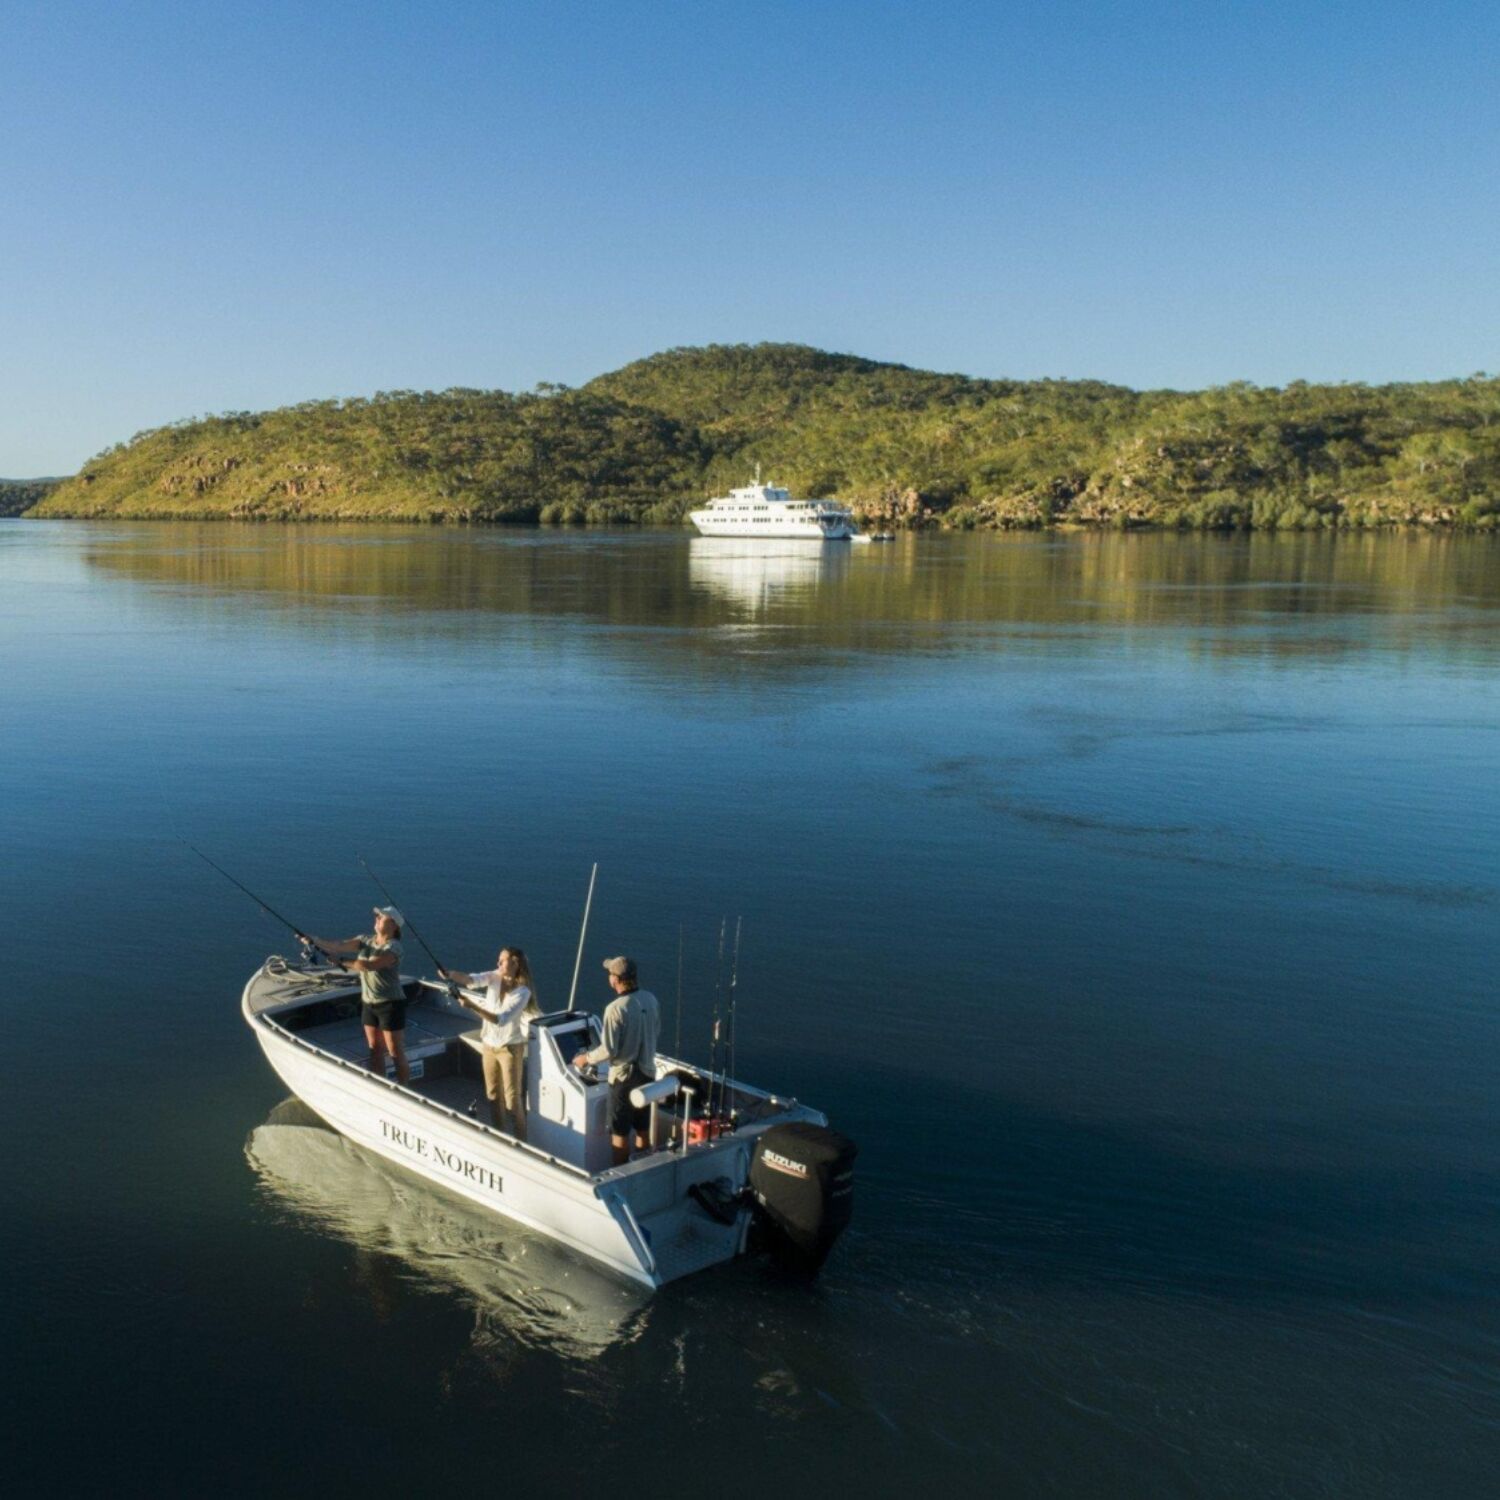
[245,1099,649,1358]
[686,535,850,615]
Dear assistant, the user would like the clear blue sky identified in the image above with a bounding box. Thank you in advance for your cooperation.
[3,0,1497,474]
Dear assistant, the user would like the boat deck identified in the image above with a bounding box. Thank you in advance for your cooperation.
[645,1205,743,1281]
[302,1007,474,1066]
[411,1070,487,1116]
[298,1007,522,1133]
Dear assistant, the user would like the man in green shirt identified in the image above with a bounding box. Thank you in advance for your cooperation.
[300,906,409,1083]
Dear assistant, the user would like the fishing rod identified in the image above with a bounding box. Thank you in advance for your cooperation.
[726,915,742,1123]
[357,855,453,992]
[708,916,726,1121]
[566,863,599,1013]
[183,842,335,964]
[674,923,684,1061]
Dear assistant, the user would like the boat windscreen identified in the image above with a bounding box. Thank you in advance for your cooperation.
[547,1020,591,1056]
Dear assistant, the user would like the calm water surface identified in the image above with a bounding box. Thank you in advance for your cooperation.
[2,521,1498,1497]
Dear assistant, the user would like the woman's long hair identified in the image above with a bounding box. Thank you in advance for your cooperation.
[500,947,539,1014]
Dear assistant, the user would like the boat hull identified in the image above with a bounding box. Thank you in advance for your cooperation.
[249,1019,664,1284]
[689,515,854,539]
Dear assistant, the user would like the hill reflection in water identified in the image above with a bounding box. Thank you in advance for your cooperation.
[69,522,1500,669]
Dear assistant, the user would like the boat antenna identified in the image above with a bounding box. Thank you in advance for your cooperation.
[566,862,598,1013]
[727,915,742,1119]
[357,855,454,993]
[182,842,334,964]
[709,916,726,1119]
[675,923,684,1061]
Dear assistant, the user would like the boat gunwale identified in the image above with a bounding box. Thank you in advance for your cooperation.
[242,970,598,1181]
[241,962,812,1188]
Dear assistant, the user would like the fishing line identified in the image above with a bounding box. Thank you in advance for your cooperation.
[357,854,453,992]
[183,841,335,963]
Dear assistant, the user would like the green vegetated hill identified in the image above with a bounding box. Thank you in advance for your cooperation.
[1,478,63,516]
[31,345,1500,528]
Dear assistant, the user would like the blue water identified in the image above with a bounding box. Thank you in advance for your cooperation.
[2,521,1498,1496]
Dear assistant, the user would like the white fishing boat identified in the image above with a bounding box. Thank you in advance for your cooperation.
[242,956,856,1290]
[690,468,866,541]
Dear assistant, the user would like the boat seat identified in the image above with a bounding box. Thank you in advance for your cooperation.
[459,1028,486,1054]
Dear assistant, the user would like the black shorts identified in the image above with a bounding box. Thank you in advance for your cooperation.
[362,999,407,1033]
[609,1068,652,1137]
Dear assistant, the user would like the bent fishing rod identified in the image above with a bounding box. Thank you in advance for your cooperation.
[182,842,336,964]
[357,855,456,994]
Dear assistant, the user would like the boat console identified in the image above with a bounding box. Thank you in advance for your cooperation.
[527,1011,612,1173]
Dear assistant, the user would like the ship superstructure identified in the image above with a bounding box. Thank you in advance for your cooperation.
[690,470,863,540]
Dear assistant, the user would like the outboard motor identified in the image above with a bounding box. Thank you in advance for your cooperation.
[749,1122,857,1271]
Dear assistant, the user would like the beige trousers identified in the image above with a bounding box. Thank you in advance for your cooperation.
[482,1044,526,1138]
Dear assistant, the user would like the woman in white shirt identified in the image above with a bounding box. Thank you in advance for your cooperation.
[440,947,537,1139]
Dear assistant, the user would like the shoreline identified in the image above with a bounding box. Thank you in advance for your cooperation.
[14,509,1499,535]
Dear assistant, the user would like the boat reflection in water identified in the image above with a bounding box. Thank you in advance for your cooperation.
[687,536,849,615]
[245,1098,649,1358]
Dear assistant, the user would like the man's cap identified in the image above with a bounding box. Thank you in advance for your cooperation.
[602,955,637,980]
[373,904,405,927]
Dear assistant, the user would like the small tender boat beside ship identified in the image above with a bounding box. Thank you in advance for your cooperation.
[690,469,867,541]
[242,956,856,1289]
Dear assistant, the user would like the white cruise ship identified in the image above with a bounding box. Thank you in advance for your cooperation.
[690,470,865,540]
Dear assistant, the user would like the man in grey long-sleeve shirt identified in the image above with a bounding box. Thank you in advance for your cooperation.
[573,955,660,1163]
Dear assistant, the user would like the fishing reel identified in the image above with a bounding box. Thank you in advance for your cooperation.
[296,937,344,977]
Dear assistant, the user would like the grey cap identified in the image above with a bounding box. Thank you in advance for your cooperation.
[373,905,405,927]
[602,955,637,980]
